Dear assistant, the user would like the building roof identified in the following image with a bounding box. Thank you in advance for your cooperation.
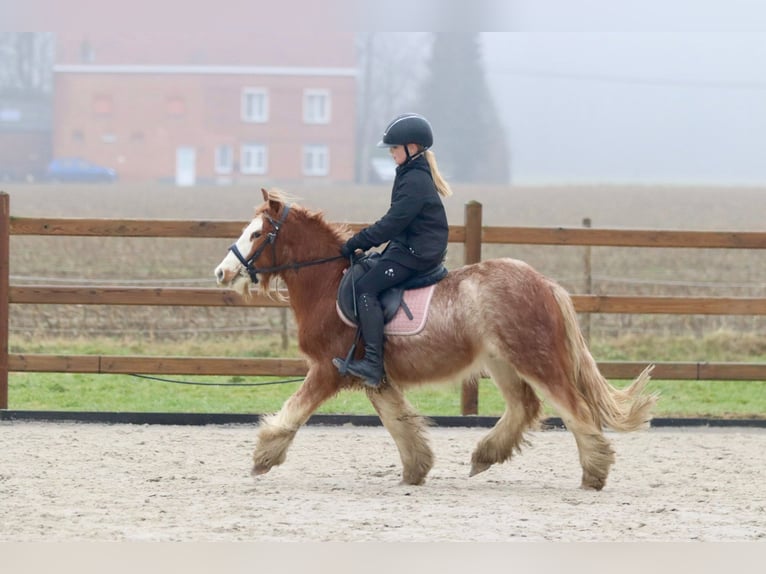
[55,31,356,69]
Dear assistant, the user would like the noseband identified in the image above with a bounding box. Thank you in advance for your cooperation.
[228,204,291,284]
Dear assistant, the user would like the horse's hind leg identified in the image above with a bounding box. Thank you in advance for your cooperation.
[252,362,340,476]
[568,423,614,491]
[528,374,614,490]
[366,382,433,485]
[470,359,542,477]
[556,403,615,490]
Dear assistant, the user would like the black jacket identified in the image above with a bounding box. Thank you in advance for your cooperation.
[347,154,448,270]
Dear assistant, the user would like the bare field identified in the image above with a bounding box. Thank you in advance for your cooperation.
[6,181,766,228]
[4,182,766,341]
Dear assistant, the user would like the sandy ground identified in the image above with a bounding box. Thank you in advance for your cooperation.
[0,421,764,542]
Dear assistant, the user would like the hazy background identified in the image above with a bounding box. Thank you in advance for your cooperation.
[361,26,766,186]
[481,31,766,184]
[5,1,766,186]
[370,0,766,185]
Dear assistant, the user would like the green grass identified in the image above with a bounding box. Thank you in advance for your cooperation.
[9,372,766,419]
[6,332,766,419]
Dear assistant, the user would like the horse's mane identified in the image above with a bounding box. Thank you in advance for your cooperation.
[259,187,351,244]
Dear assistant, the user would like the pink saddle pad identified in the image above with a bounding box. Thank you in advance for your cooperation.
[337,284,437,336]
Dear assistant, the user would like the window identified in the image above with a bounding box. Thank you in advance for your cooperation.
[303,145,329,176]
[241,143,268,175]
[0,108,21,122]
[93,95,113,115]
[166,96,186,116]
[241,88,268,123]
[215,145,234,174]
[303,89,330,124]
[80,40,95,63]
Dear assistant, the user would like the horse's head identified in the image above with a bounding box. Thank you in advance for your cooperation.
[214,188,291,297]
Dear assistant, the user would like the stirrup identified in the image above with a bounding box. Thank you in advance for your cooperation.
[334,327,362,376]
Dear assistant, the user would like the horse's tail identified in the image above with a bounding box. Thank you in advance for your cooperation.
[550,283,659,432]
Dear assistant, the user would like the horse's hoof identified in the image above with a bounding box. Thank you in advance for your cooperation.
[580,470,607,490]
[251,464,272,476]
[469,461,492,477]
[580,479,606,491]
[400,475,426,486]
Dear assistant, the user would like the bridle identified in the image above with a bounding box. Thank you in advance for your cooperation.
[227,203,344,284]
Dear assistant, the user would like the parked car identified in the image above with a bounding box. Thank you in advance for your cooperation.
[46,158,117,182]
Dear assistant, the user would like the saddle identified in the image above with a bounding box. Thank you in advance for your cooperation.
[336,252,448,329]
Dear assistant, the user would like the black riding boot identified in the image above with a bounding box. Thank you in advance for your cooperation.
[339,293,385,388]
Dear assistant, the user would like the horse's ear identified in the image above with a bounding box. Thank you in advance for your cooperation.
[261,187,284,215]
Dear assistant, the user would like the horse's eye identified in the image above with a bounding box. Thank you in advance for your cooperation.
[250,231,261,240]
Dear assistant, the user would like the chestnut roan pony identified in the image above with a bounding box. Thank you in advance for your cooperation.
[214,189,657,490]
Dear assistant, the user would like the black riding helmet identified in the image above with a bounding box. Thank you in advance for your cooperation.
[377,113,434,150]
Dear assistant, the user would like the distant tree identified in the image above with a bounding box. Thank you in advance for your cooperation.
[355,33,430,183]
[0,32,54,98]
[417,33,509,183]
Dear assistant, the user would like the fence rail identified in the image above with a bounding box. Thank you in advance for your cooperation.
[9,286,766,314]
[5,353,764,382]
[2,192,766,413]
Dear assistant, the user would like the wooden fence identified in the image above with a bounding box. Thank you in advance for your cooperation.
[2,191,766,413]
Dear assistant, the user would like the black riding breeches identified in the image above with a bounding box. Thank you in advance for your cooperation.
[354,259,417,300]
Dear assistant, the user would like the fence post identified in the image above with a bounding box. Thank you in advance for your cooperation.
[461,201,482,416]
[280,307,289,351]
[0,192,9,409]
[582,217,592,344]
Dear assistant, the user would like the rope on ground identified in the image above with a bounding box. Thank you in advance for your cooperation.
[130,373,304,387]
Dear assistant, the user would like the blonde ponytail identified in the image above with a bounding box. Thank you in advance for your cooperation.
[425,150,452,197]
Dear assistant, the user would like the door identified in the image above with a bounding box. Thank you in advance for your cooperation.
[175,147,196,186]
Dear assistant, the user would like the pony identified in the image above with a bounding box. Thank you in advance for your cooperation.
[214,189,658,490]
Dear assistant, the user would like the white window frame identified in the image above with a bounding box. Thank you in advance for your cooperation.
[215,144,234,174]
[240,143,268,175]
[303,144,330,176]
[241,88,269,123]
[303,89,331,124]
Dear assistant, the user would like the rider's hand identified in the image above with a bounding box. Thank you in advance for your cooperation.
[340,241,354,258]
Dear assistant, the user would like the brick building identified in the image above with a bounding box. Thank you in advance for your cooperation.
[53,31,357,184]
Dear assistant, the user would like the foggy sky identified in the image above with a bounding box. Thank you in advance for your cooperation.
[481,31,766,184]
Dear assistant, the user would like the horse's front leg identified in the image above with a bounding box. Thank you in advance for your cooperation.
[366,381,434,485]
[252,361,340,476]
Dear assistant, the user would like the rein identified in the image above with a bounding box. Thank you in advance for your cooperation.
[228,203,344,283]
